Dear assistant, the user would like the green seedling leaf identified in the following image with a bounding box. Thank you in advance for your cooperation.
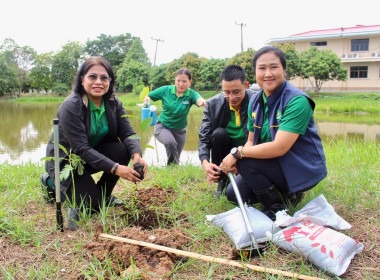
[60,164,72,181]
[141,117,153,131]
[128,134,141,140]
[41,156,54,162]
[145,144,155,149]
[122,114,136,119]
[59,143,68,155]
[139,86,150,101]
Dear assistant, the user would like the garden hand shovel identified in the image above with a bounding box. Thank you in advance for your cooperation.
[228,172,258,250]
[53,118,64,232]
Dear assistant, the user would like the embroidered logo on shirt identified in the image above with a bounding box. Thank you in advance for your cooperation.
[276,110,282,121]
[251,112,256,122]
[182,101,190,105]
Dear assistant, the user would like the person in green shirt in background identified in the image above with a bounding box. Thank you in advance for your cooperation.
[144,68,206,165]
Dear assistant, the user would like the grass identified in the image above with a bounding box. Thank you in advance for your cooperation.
[0,139,379,279]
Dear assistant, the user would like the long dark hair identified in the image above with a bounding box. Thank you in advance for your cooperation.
[72,56,115,98]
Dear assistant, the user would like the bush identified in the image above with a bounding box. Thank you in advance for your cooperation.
[52,83,71,96]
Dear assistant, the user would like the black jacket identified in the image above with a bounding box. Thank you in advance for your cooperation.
[198,90,254,163]
[45,92,141,193]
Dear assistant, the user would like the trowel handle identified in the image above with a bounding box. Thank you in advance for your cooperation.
[228,172,257,247]
[53,118,64,232]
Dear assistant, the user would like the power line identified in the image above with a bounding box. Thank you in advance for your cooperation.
[235,22,246,52]
[151,37,164,67]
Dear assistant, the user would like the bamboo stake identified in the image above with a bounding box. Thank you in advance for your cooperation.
[99,233,325,280]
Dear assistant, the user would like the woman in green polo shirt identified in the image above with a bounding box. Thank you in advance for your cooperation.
[144,68,206,165]
[41,57,147,230]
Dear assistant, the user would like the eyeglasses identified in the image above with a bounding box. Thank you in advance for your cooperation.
[85,74,112,82]
[224,90,243,97]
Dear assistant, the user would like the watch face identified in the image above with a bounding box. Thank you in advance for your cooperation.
[230,147,238,154]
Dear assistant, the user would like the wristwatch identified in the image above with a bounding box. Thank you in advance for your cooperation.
[230,147,240,160]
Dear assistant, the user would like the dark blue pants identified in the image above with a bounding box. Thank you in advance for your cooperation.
[226,157,288,205]
[66,142,130,210]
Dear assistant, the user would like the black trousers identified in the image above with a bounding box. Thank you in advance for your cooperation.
[66,142,130,210]
[226,157,288,205]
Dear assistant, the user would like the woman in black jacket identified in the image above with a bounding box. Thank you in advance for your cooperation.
[41,57,147,229]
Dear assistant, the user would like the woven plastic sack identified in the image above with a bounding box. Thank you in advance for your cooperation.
[267,219,364,276]
[206,204,280,249]
[275,194,351,230]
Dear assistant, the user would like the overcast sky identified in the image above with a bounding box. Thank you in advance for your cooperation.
[1,0,379,66]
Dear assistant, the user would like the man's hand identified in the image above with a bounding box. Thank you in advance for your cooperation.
[202,160,222,185]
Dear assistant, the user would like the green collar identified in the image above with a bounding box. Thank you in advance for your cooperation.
[170,85,191,96]
[89,98,105,113]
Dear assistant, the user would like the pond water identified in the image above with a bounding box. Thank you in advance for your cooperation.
[0,102,379,166]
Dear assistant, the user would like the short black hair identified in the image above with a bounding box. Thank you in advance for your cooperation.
[220,65,246,83]
[73,56,115,98]
[252,46,286,75]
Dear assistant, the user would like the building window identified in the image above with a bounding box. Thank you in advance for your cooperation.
[351,39,369,51]
[350,66,368,78]
[310,41,327,46]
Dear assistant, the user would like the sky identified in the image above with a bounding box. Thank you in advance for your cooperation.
[1,0,380,66]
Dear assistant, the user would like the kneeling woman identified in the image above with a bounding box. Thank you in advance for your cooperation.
[43,57,147,228]
[221,46,327,220]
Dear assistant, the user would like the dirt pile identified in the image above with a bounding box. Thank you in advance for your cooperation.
[84,186,191,280]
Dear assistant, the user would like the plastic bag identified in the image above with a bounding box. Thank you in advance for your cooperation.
[206,204,280,249]
[267,219,364,276]
[275,194,351,230]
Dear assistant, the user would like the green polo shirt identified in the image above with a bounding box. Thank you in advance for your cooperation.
[88,98,109,147]
[225,104,245,146]
[247,94,313,143]
[149,85,201,129]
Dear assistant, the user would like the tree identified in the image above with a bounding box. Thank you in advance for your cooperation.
[1,38,37,93]
[149,64,168,90]
[198,58,228,91]
[228,48,255,83]
[51,41,83,90]
[166,52,204,88]
[299,47,347,94]
[29,52,54,92]
[116,38,150,92]
[0,52,19,96]
[84,33,135,71]
[275,43,301,81]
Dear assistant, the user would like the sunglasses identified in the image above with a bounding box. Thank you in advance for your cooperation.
[85,74,112,82]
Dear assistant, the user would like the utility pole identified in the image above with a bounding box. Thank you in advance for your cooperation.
[235,21,246,52]
[151,37,164,67]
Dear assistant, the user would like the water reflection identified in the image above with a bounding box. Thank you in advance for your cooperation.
[0,101,379,165]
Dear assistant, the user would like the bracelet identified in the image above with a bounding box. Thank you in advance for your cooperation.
[112,163,119,175]
[238,146,244,158]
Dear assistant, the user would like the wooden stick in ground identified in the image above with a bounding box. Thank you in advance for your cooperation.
[99,233,325,280]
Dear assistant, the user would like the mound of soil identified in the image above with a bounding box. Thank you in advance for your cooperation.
[84,186,191,280]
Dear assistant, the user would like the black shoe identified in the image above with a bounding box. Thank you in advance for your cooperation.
[281,191,305,208]
[67,208,80,231]
[106,195,124,207]
[40,174,55,203]
[255,185,286,221]
[214,179,227,198]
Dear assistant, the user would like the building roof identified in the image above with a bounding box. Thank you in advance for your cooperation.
[291,25,380,37]
[267,24,380,44]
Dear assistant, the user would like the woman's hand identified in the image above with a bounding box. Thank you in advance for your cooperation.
[220,154,237,174]
[132,153,148,180]
[197,97,207,107]
[143,96,151,105]
[115,165,142,183]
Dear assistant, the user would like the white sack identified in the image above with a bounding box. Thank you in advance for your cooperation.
[267,220,363,276]
[206,204,280,249]
[275,194,351,230]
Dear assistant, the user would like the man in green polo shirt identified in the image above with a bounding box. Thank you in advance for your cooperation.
[198,65,255,198]
[144,68,206,165]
